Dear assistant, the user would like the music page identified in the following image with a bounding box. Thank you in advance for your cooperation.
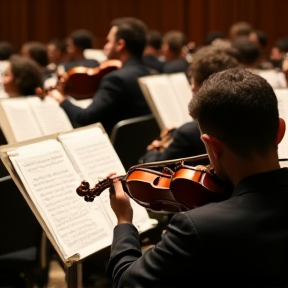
[27,97,73,135]
[8,139,112,261]
[274,89,288,162]
[58,125,156,233]
[0,98,43,143]
[169,73,194,122]
[140,75,189,129]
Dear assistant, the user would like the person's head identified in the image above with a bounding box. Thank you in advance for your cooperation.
[189,46,238,93]
[2,55,43,97]
[249,30,268,50]
[162,30,188,61]
[104,17,147,61]
[21,41,48,68]
[144,30,162,56]
[66,29,95,60]
[47,38,67,65]
[189,68,280,181]
[0,42,14,60]
[270,38,288,60]
[229,21,252,40]
[232,36,260,67]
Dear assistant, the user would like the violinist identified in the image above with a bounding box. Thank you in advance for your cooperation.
[143,45,238,162]
[107,68,288,287]
[48,17,151,135]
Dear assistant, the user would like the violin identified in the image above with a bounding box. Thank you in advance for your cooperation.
[146,128,176,153]
[40,59,122,100]
[62,59,122,99]
[76,154,233,213]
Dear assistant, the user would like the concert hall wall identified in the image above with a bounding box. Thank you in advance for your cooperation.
[0,0,287,52]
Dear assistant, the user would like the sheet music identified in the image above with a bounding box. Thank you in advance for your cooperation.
[27,97,73,135]
[140,75,190,129]
[9,139,112,260]
[169,73,194,122]
[0,98,43,142]
[59,126,156,232]
[274,89,288,159]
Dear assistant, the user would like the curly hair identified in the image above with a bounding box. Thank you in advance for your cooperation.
[9,55,43,96]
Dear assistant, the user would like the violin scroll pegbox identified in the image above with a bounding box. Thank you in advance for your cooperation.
[76,178,114,202]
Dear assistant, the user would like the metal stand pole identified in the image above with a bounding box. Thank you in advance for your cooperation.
[66,261,82,288]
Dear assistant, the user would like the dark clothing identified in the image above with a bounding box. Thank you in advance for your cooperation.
[143,121,206,162]
[60,58,99,72]
[162,58,190,76]
[0,128,7,145]
[60,57,151,135]
[107,168,288,288]
[142,55,164,74]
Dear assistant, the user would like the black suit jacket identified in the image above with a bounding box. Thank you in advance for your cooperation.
[60,57,151,135]
[162,58,190,76]
[107,168,288,288]
[143,121,206,162]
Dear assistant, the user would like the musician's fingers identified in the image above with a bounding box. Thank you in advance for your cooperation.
[106,172,116,179]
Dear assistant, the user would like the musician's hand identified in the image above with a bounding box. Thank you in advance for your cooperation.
[47,88,66,104]
[109,178,133,225]
[147,140,161,150]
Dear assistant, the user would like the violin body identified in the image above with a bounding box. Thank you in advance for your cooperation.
[64,59,122,99]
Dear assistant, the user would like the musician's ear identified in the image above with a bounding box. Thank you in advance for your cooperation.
[277,118,286,145]
[117,39,126,52]
[201,134,222,159]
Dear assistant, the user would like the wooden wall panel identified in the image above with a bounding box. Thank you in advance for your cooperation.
[0,0,287,53]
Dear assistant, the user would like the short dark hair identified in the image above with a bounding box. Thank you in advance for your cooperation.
[230,21,252,38]
[0,41,14,60]
[252,30,268,48]
[9,55,43,96]
[48,38,67,53]
[146,30,162,50]
[111,17,147,58]
[273,38,288,53]
[162,30,188,54]
[232,36,260,65]
[23,41,48,67]
[189,46,238,86]
[189,68,279,158]
[69,29,95,51]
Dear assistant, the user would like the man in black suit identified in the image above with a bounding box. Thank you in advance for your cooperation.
[143,46,238,162]
[49,18,151,135]
[107,68,288,287]
[162,30,190,76]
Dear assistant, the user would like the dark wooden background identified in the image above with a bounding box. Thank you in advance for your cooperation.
[0,0,287,52]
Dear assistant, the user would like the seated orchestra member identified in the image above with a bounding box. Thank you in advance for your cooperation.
[143,45,238,163]
[21,41,52,82]
[58,29,99,73]
[142,30,164,74]
[0,41,15,61]
[0,55,43,145]
[232,36,287,89]
[46,38,68,73]
[107,67,288,288]
[161,30,190,76]
[2,55,43,98]
[48,17,151,135]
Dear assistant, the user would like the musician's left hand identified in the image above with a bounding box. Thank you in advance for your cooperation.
[47,88,66,103]
[109,178,133,225]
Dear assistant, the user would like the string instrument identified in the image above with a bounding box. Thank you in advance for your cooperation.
[40,59,122,99]
[62,59,122,99]
[146,128,176,153]
[76,154,233,213]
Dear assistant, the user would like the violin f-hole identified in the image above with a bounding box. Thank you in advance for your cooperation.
[153,176,160,186]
